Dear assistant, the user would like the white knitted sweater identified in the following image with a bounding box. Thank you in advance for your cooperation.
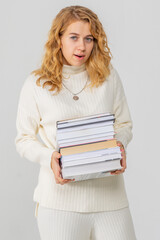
[15,63,133,213]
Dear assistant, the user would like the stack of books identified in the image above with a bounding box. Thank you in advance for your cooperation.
[56,112,122,182]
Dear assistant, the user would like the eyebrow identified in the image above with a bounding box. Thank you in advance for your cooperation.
[69,33,94,38]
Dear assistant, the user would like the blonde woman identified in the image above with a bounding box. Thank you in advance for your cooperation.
[15,5,137,240]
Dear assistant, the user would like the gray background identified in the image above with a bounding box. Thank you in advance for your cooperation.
[1,0,160,239]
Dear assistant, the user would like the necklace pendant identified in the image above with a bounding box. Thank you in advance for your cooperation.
[73,95,79,100]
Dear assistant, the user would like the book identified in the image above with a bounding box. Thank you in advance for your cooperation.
[61,146,121,161]
[56,112,115,128]
[57,124,114,140]
[66,171,112,181]
[60,139,117,156]
[56,112,122,182]
[61,159,122,179]
[61,153,122,167]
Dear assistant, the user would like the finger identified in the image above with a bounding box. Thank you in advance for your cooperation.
[121,161,127,169]
[120,148,125,155]
[53,163,68,184]
[120,152,125,159]
[58,178,74,184]
[117,141,122,146]
[55,158,74,184]
[117,142,125,152]
[110,169,125,175]
[61,175,75,183]
[55,156,61,163]
[120,148,125,154]
[111,165,126,174]
[117,141,123,147]
[121,153,125,160]
[56,172,74,184]
[120,156,126,167]
[56,172,66,183]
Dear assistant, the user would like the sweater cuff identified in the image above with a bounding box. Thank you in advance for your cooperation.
[115,132,128,151]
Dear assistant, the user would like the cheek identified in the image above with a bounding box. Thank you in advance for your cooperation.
[87,43,94,55]
[62,41,75,54]
[61,46,69,57]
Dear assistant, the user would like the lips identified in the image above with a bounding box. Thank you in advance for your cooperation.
[74,54,85,57]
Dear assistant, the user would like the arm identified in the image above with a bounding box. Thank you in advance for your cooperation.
[15,75,55,168]
[113,68,133,151]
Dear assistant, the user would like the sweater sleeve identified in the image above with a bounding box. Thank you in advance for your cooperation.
[113,68,133,151]
[14,75,55,168]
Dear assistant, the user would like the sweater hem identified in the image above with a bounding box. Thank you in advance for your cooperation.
[33,198,129,214]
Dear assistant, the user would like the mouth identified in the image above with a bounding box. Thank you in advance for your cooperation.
[74,54,85,59]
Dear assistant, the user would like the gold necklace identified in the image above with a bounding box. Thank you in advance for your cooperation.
[62,77,89,100]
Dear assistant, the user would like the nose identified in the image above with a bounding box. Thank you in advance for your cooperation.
[77,38,85,51]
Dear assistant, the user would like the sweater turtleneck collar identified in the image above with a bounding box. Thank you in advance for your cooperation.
[61,63,89,93]
[62,63,86,75]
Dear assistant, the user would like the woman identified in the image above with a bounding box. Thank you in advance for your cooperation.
[15,5,137,240]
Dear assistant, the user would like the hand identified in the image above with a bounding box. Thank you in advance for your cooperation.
[110,141,127,175]
[50,151,75,185]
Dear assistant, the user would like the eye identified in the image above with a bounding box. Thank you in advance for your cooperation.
[85,38,93,42]
[70,36,77,40]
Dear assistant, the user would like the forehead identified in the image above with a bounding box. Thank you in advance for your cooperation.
[64,21,91,35]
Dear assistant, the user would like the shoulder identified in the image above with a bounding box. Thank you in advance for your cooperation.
[107,64,120,82]
[21,73,59,99]
[20,73,44,96]
[22,73,40,88]
[107,65,124,90]
[104,65,122,90]
[18,74,41,104]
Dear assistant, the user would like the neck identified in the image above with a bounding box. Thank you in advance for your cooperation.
[62,63,86,75]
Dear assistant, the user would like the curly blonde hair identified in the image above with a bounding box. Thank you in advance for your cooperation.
[31,5,113,94]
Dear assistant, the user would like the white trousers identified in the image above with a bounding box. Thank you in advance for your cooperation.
[36,204,137,240]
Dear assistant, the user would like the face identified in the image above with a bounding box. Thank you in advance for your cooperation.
[60,21,94,66]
